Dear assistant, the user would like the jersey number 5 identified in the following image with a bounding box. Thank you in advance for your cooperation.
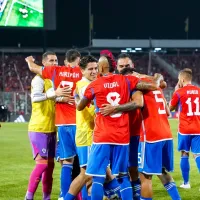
[186,97,200,116]
[106,92,122,118]
[153,90,166,114]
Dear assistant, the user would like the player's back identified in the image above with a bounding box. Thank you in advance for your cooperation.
[42,65,82,125]
[129,109,142,137]
[85,74,138,144]
[175,84,200,134]
[141,88,172,142]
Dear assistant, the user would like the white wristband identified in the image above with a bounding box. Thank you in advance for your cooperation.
[46,88,56,99]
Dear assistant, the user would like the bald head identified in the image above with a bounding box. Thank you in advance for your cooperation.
[98,56,110,75]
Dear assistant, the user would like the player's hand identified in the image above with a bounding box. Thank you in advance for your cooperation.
[56,83,72,97]
[62,96,75,105]
[175,83,181,91]
[99,104,116,116]
[154,73,164,81]
[25,56,35,63]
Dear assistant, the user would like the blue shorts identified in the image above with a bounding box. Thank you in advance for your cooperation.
[56,140,60,162]
[178,133,200,154]
[129,136,140,167]
[57,125,77,160]
[76,146,91,167]
[138,140,174,175]
[86,144,129,177]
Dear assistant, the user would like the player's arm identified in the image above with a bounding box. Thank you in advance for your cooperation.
[99,91,143,116]
[31,77,71,102]
[25,56,42,75]
[135,73,163,91]
[164,98,171,116]
[169,92,179,111]
[75,84,94,111]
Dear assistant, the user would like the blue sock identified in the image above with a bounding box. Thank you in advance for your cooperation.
[91,177,105,200]
[104,178,121,198]
[61,164,73,197]
[81,185,88,200]
[118,176,133,200]
[140,197,152,200]
[164,182,181,200]
[131,179,141,200]
[180,156,190,184]
[195,156,200,172]
[87,196,91,200]
[64,193,75,200]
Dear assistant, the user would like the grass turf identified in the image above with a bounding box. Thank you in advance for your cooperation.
[0,0,43,27]
[0,119,199,199]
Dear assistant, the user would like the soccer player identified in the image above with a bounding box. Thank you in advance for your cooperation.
[25,51,71,200]
[116,53,134,73]
[101,67,181,200]
[170,68,200,189]
[75,55,163,200]
[25,49,82,199]
[65,55,98,200]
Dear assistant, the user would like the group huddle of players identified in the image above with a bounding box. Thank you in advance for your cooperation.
[24,49,200,200]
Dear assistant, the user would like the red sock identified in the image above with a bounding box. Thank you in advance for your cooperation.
[42,160,55,200]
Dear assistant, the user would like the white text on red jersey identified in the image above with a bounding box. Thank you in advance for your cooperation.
[104,82,119,88]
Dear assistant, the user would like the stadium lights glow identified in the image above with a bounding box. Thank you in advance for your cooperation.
[131,50,136,53]
[121,50,128,53]
[155,48,162,51]
[135,48,142,51]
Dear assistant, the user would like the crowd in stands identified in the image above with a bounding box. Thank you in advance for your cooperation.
[0,52,200,101]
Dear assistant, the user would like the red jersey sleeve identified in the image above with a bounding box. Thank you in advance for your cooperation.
[42,66,56,79]
[126,75,139,92]
[83,82,95,101]
[170,91,180,107]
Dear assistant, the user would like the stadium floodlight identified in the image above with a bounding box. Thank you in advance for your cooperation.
[121,50,128,53]
[131,50,136,53]
[135,48,142,51]
[155,48,162,51]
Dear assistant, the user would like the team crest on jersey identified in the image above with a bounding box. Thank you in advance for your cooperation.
[42,148,47,153]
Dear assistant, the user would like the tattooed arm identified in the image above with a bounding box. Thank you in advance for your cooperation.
[136,74,163,91]
[99,91,143,116]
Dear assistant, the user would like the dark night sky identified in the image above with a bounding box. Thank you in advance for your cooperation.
[0,0,199,48]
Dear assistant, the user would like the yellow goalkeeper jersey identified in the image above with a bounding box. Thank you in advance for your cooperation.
[75,77,95,146]
[28,75,56,133]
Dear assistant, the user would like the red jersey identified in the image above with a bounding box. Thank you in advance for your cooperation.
[170,84,200,135]
[42,65,82,125]
[140,88,172,142]
[129,109,142,137]
[84,74,139,144]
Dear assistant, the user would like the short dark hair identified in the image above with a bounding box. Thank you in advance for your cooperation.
[117,53,132,61]
[100,54,115,73]
[65,49,81,63]
[79,55,97,70]
[120,67,136,75]
[179,68,192,81]
[42,51,56,60]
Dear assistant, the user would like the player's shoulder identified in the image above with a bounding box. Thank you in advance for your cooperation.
[32,74,44,83]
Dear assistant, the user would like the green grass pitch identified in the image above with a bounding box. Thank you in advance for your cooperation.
[0,120,199,199]
[0,0,43,27]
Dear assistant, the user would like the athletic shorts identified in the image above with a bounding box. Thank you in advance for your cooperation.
[86,144,129,177]
[129,136,140,167]
[57,125,76,160]
[138,140,174,175]
[76,146,91,167]
[28,131,56,159]
[178,133,200,154]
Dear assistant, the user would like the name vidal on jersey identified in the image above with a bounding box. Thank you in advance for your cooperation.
[59,72,80,78]
[187,90,198,94]
[104,82,119,88]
